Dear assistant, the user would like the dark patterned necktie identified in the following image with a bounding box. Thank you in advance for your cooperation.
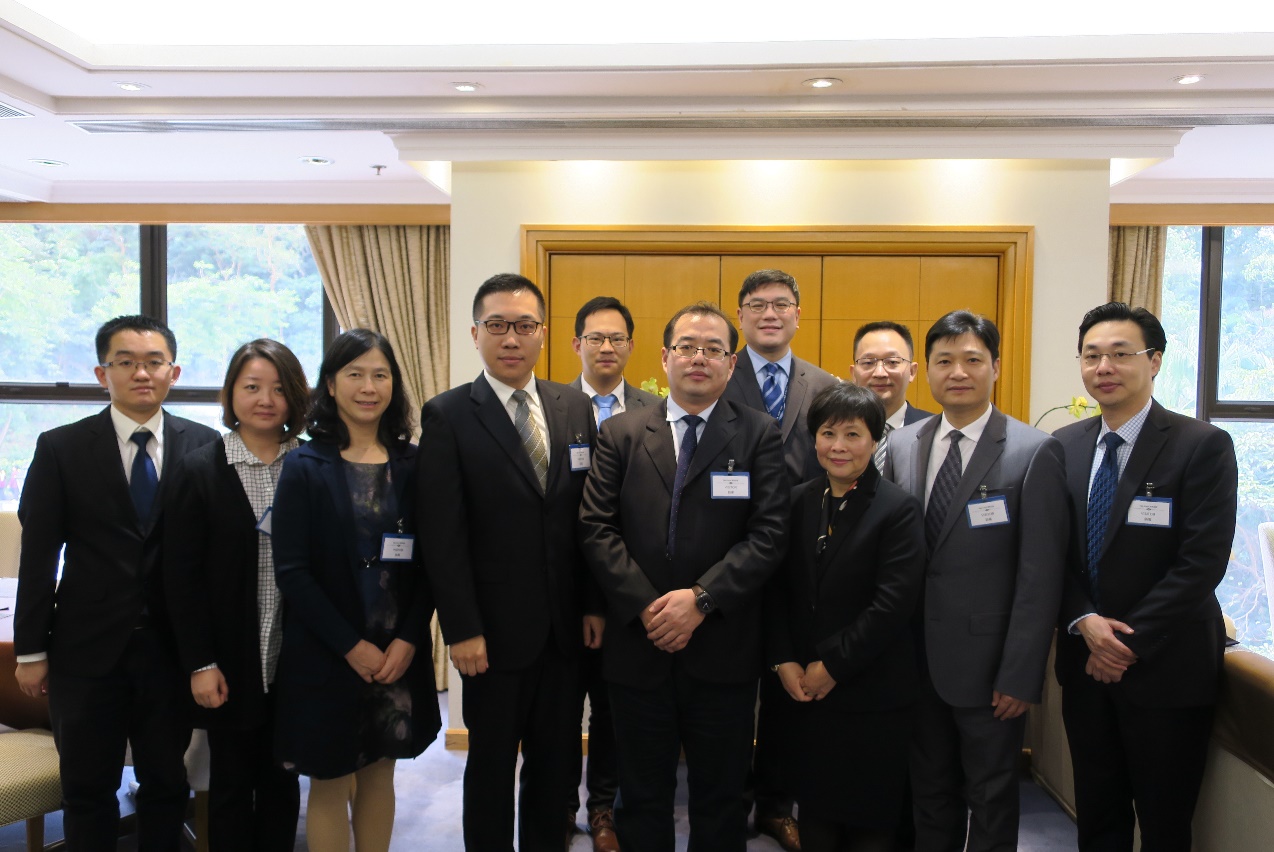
[129,430,158,519]
[667,415,703,557]
[924,430,964,552]
[1086,432,1125,605]
[874,423,893,474]
[511,389,548,492]
[761,363,785,421]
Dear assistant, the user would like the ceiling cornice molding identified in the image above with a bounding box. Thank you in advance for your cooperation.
[41,179,447,205]
[1109,178,1274,204]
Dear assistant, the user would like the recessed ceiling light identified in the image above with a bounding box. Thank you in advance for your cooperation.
[29,158,67,167]
[1175,74,1205,85]
[452,82,481,92]
[299,156,333,166]
[802,78,842,89]
[114,81,150,92]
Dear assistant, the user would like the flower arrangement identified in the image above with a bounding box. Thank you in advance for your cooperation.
[640,377,670,398]
[1034,395,1100,428]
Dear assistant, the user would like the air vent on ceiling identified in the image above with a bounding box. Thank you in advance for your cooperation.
[0,101,34,120]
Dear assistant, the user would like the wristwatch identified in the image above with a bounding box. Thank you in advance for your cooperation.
[693,584,716,615]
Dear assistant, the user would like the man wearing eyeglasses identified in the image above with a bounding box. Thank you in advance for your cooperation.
[565,296,659,852]
[14,314,218,851]
[851,321,935,481]
[417,273,597,852]
[580,301,787,852]
[1053,303,1236,852]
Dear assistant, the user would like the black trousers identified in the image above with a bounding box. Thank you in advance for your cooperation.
[744,672,795,820]
[48,626,191,852]
[568,645,618,815]
[461,642,578,852]
[610,666,756,852]
[206,691,300,852]
[1062,676,1214,852]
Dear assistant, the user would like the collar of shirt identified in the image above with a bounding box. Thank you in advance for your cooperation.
[1096,397,1153,448]
[935,403,994,448]
[111,405,164,449]
[580,375,626,414]
[745,346,792,382]
[666,395,719,425]
[885,402,910,431]
[224,430,300,467]
[485,370,543,411]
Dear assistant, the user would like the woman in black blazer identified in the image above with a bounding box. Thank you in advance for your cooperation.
[272,329,440,852]
[165,338,311,851]
[765,382,926,852]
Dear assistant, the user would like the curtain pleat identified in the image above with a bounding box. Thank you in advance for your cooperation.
[1108,225,1166,314]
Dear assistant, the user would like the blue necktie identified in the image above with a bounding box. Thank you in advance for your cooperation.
[667,414,703,557]
[924,430,964,552]
[595,394,618,425]
[1086,432,1125,606]
[761,363,785,421]
[129,430,158,520]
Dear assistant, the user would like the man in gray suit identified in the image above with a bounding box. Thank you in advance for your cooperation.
[886,310,1066,852]
[567,295,659,852]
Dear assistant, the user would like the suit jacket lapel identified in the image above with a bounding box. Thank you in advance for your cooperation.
[89,408,138,535]
[1066,418,1102,560]
[1102,401,1171,559]
[642,403,677,492]
[471,374,543,496]
[779,360,808,442]
[729,357,766,410]
[686,400,739,484]
[538,378,573,494]
[800,483,825,590]
[908,415,941,498]
[934,409,1007,551]
[312,442,358,566]
[624,381,651,408]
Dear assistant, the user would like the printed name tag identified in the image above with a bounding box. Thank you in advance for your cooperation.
[711,472,751,499]
[966,495,1011,528]
[380,533,416,562]
[569,443,591,472]
[256,507,273,536]
[1127,497,1172,528]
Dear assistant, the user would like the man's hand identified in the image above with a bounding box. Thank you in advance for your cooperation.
[345,640,387,683]
[644,589,705,653]
[1076,615,1138,669]
[450,635,489,677]
[775,663,810,702]
[583,615,605,650]
[1085,653,1127,684]
[15,660,49,698]
[373,638,417,684]
[991,691,1031,720]
[802,660,837,701]
[191,668,229,708]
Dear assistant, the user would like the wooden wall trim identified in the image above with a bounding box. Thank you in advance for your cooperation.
[521,225,1035,423]
[0,203,450,225]
[1111,204,1274,226]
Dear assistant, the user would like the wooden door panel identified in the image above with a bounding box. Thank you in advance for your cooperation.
[919,256,1000,318]
[623,255,721,393]
[823,257,921,320]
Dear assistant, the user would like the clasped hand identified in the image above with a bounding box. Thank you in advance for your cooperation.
[346,638,416,684]
[641,589,704,653]
[776,661,837,701]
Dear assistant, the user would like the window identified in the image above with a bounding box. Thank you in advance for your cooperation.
[0,222,334,510]
[1162,225,1274,657]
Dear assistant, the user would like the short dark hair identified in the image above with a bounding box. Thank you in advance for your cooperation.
[807,381,887,442]
[95,315,178,364]
[472,273,546,322]
[1077,302,1167,355]
[220,339,310,438]
[853,321,916,359]
[663,302,739,353]
[737,269,800,307]
[575,296,635,337]
[308,329,414,449]
[925,310,1000,362]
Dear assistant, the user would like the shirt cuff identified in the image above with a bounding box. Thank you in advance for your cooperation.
[192,663,219,674]
[16,652,48,663]
[1068,613,1098,635]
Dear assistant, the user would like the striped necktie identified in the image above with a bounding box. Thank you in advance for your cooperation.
[761,362,785,421]
[1086,432,1125,606]
[924,430,964,552]
[511,389,548,492]
[874,423,893,474]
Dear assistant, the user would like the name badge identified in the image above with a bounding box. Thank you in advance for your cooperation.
[380,533,416,562]
[711,472,751,499]
[569,443,591,472]
[966,495,1010,528]
[256,507,273,536]
[1127,497,1172,528]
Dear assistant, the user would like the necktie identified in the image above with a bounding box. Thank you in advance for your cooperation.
[594,393,618,425]
[761,363,785,421]
[1086,432,1126,606]
[667,414,703,557]
[511,389,549,492]
[924,430,964,552]
[129,430,158,520]
[874,423,894,475]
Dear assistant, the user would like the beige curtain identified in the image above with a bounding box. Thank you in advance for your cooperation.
[1108,226,1166,314]
[305,223,452,689]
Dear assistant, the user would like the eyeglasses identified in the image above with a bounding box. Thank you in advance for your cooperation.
[854,357,911,372]
[1077,348,1154,367]
[580,333,631,349]
[476,319,542,336]
[742,298,796,314]
[669,344,729,361]
[100,359,174,374]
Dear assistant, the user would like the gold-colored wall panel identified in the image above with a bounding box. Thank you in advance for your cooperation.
[548,255,626,319]
[919,256,1000,318]
[823,257,921,320]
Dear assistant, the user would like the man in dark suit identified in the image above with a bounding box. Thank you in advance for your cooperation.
[416,273,596,852]
[721,268,834,849]
[580,301,788,852]
[885,311,1066,852]
[851,320,935,481]
[567,295,659,852]
[14,315,219,851]
[1054,302,1236,852]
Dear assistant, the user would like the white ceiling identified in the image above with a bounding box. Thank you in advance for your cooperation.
[2,2,1274,206]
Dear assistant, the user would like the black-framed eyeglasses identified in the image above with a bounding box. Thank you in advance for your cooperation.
[854,357,911,372]
[476,319,542,336]
[100,359,175,373]
[581,333,631,349]
[742,298,796,314]
[670,344,729,361]
[1077,348,1155,367]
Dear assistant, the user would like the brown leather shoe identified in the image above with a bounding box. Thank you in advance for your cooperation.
[588,807,621,852]
[756,815,801,852]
